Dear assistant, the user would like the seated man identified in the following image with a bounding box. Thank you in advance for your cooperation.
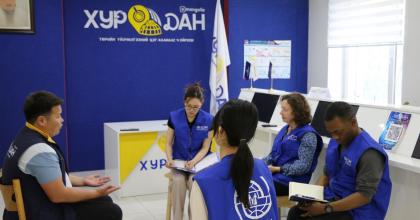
[1,91,122,220]
[288,101,392,220]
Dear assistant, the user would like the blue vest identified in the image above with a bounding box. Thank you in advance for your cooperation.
[1,127,76,220]
[170,108,213,160]
[194,155,278,220]
[270,124,323,185]
[325,130,392,220]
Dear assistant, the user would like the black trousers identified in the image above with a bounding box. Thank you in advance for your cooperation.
[274,182,289,196]
[287,205,352,220]
[71,196,122,220]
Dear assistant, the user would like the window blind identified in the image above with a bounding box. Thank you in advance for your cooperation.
[328,0,405,47]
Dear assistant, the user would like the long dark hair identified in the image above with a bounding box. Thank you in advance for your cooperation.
[212,99,258,209]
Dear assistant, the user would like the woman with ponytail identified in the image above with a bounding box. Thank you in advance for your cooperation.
[191,99,278,220]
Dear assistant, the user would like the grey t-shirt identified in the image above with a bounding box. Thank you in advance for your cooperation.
[18,143,72,187]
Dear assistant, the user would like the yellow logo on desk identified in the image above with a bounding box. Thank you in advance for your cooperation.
[120,132,158,183]
[128,5,162,36]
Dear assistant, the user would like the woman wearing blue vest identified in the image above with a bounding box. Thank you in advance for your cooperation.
[288,101,392,220]
[191,99,278,220]
[265,93,323,196]
[165,82,213,220]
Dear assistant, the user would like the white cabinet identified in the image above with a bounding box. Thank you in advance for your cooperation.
[104,120,169,198]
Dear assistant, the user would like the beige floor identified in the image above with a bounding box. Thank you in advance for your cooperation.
[0,192,186,220]
[0,170,287,220]
[0,169,188,220]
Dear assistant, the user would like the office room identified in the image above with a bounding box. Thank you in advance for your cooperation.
[1,0,419,219]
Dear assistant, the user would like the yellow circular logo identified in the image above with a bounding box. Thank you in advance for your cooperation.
[128,5,162,36]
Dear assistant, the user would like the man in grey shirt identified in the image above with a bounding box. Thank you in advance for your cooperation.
[288,101,392,220]
[1,91,123,220]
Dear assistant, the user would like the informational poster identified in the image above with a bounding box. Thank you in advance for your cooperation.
[379,111,411,150]
[244,40,291,79]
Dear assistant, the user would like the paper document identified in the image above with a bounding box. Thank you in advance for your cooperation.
[172,160,190,172]
[172,153,219,173]
[289,182,328,203]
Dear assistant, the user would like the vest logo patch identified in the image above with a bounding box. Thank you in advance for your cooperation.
[234,176,273,219]
[287,135,298,141]
[195,125,208,131]
[344,156,352,167]
[7,143,18,158]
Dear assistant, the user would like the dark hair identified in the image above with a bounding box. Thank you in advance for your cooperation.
[24,91,63,123]
[212,99,258,209]
[184,82,204,102]
[281,93,312,126]
[325,101,356,122]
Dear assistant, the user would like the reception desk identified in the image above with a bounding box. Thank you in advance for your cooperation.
[104,120,169,198]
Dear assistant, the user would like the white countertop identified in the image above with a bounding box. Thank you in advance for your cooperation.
[256,125,420,174]
[104,120,168,133]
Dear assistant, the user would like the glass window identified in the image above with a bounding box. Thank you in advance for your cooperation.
[327,0,405,105]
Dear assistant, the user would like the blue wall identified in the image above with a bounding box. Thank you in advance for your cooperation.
[63,0,216,171]
[0,0,308,171]
[0,1,68,163]
[228,0,309,98]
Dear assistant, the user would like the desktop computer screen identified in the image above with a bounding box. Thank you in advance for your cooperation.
[311,101,359,137]
[411,133,420,159]
[251,93,280,124]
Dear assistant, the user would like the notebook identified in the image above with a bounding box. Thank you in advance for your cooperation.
[172,153,219,173]
[289,182,328,203]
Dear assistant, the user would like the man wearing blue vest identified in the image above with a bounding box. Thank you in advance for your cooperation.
[288,101,392,220]
[1,91,122,220]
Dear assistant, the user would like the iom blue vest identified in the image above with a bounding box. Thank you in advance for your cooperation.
[325,130,392,220]
[194,155,278,220]
[170,108,213,160]
[270,124,323,185]
[1,126,76,220]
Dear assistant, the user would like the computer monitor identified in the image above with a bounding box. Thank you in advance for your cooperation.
[251,93,280,124]
[311,101,359,137]
[411,133,420,160]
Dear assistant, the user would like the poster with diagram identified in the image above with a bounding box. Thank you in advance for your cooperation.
[379,111,411,150]
[244,40,291,79]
